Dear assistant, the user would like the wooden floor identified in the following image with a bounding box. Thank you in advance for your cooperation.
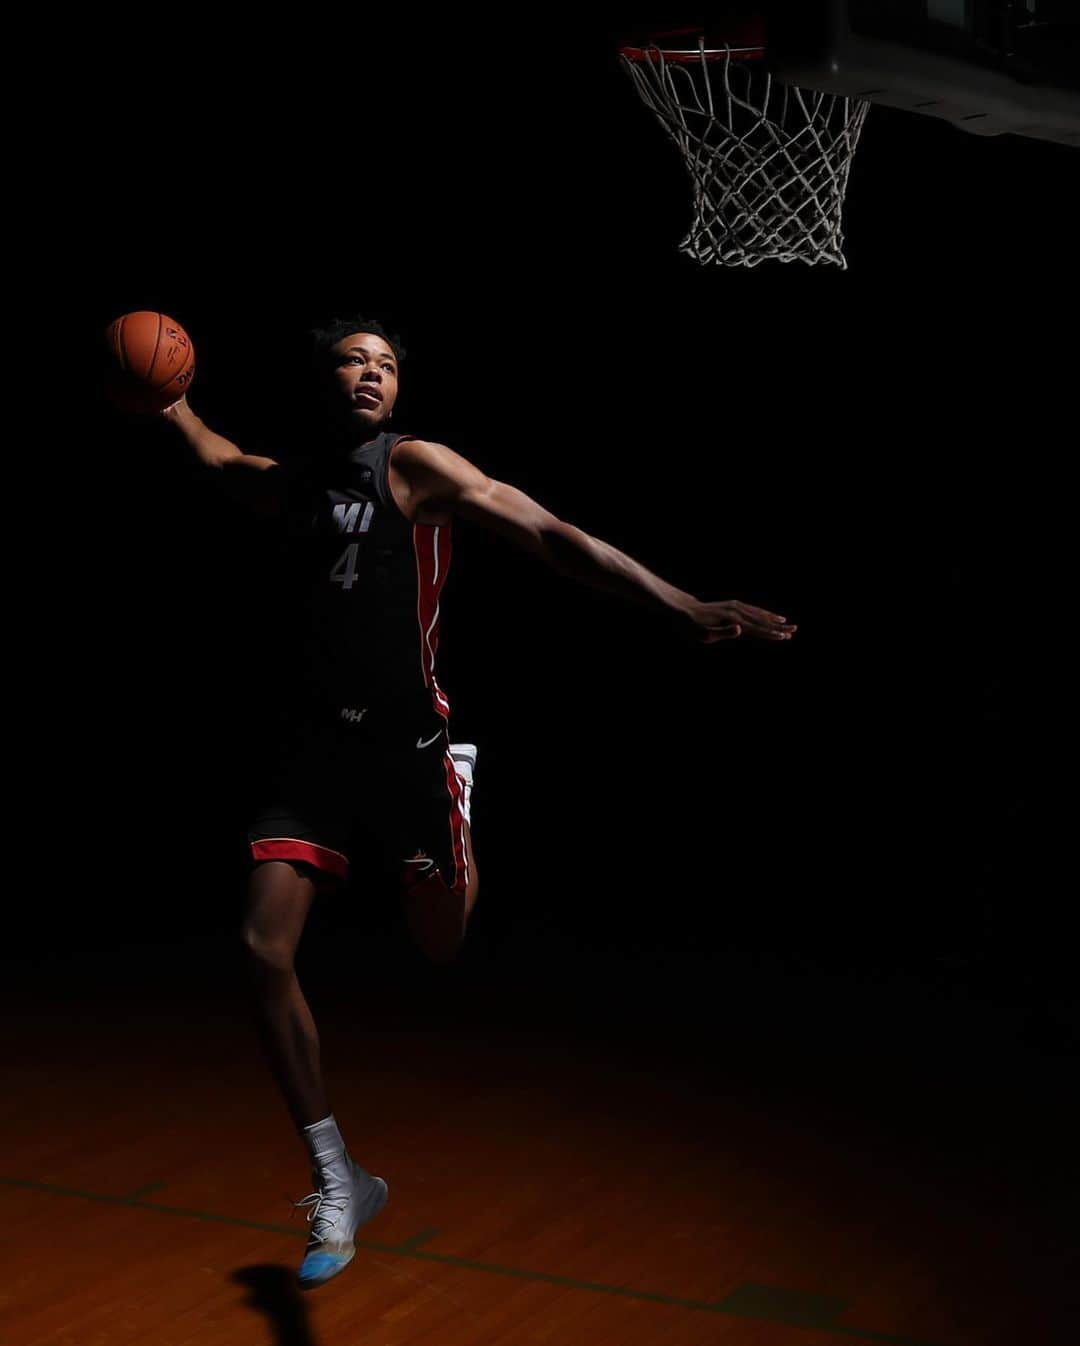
[1,936,1076,1346]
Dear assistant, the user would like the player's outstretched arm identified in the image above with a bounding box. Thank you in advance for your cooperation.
[393,439,796,645]
[159,395,286,516]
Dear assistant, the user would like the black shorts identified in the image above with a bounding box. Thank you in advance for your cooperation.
[246,697,469,898]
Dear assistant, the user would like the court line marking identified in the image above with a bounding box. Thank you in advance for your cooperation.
[0,1176,943,1346]
[126,1181,167,1200]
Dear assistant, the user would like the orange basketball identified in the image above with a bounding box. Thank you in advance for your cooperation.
[105,311,196,414]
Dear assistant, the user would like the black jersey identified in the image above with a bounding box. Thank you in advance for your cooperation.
[273,431,453,718]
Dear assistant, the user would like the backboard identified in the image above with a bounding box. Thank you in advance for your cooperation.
[757,0,1079,145]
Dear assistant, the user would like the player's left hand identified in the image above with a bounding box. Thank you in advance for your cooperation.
[677,598,797,645]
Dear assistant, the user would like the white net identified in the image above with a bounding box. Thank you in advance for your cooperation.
[620,38,870,268]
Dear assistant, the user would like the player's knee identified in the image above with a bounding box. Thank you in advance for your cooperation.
[240,927,298,976]
[240,857,322,974]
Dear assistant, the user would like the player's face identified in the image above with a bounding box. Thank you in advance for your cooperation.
[326,332,400,432]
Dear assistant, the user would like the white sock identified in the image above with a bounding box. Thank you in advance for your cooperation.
[301,1114,352,1185]
[450,748,474,825]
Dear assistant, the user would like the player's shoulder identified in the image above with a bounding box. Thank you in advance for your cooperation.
[391,435,449,463]
[391,436,481,480]
[388,437,492,521]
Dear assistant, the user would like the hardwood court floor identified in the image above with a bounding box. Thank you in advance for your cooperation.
[1,935,1076,1346]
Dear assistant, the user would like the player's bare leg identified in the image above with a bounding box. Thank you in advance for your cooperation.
[240,857,389,1288]
[240,859,328,1128]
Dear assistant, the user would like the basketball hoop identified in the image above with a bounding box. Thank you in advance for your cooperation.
[619,26,870,268]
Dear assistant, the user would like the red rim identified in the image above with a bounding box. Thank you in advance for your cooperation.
[619,22,765,64]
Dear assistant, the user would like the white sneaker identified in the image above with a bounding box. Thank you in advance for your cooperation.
[449,743,477,824]
[292,1153,389,1290]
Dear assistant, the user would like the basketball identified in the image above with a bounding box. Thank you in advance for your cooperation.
[105,311,196,414]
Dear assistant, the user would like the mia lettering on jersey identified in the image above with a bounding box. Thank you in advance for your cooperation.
[332,501,375,534]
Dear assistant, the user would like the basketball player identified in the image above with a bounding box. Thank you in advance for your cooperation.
[160,314,796,1290]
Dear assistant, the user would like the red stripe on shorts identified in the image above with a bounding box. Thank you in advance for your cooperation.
[250,838,349,882]
[441,748,469,897]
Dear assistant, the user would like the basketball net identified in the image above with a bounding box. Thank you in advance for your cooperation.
[619,33,869,268]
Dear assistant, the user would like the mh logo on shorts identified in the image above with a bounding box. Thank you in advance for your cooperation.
[340,707,368,723]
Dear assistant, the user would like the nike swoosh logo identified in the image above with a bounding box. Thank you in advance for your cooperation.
[416,731,442,749]
[403,856,436,873]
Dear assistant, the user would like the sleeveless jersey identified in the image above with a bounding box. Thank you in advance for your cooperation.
[273,431,453,719]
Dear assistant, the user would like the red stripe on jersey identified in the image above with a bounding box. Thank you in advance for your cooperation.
[413,523,453,718]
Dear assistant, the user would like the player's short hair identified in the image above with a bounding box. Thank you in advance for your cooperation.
[308,315,407,371]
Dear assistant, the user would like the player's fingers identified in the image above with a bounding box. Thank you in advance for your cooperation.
[732,609,797,636]
[745,625,795,640]
[733,600,790,625]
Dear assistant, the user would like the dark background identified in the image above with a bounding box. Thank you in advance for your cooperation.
[18,13,1070,1053]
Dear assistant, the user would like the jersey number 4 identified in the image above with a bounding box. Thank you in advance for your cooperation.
[329,500,375,590]
[330,544,362,591]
